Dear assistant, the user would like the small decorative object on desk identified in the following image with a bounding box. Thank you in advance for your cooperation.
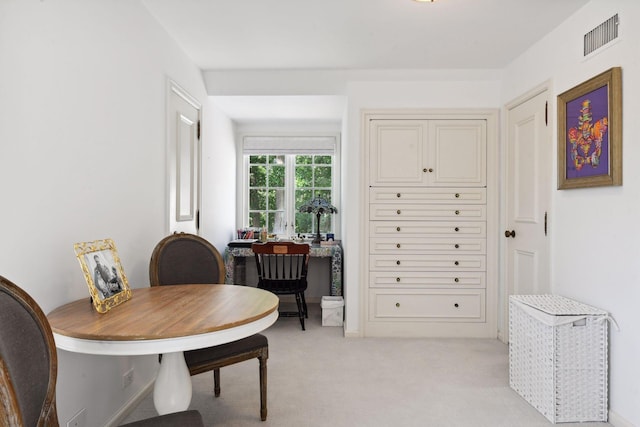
[237,227,263,239]
[298,197,337,246]
[73,238,131,313]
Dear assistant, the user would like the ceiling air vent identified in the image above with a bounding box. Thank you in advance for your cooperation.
[584,14,619,56]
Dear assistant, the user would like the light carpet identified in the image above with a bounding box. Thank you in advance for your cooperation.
[121,303,611,427]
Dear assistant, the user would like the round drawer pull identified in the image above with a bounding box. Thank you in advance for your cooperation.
[396,193,401,198]
[454,244,460,249]
[396,302,401,308]
[454,227,460,232]
[396,227,401,232]
[396,260,401,265]
[455,193,460,198]
[423,168,427,173]
[454,303,459,308]
[454,278,459,283]
[428,168,434,172]
[454,261,459,266]
[396,277,401,282]
[396,243,401,249]
[455,210,460,215]
[397,209,401,215]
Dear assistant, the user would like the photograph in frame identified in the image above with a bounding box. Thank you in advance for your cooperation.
[557,67,622,189]
[74,238,132,313]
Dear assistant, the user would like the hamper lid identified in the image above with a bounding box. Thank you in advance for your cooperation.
[510,294,607,316]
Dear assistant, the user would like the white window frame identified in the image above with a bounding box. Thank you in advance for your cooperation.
[237,133,341,239]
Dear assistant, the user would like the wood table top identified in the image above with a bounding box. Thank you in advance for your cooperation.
[48,284,279,342]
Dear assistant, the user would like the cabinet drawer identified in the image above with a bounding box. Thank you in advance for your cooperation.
[370,254,486,271]
[369,289,485,321]
[370,237,486,254]
[369,221,486,238]
[369,271,485,288]
[370,187,486,204]
[370,204,486,221]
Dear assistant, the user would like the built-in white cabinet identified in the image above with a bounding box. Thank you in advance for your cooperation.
[363,111,497,338]
[369,120,486,187]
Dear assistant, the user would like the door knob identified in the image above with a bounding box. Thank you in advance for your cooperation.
[505,230,516,238]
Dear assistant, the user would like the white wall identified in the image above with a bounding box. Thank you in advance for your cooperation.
[502,1,639,425]
[200,99,237,252]
[342,75,503,334]
[0,1,210,425]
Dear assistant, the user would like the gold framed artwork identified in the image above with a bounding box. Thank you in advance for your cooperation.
[74,238,132,313]
[557,67,622,189]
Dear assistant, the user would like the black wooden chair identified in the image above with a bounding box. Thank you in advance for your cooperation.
[149,232,269,421]
[0,274,204,427]
[252,241,310,330]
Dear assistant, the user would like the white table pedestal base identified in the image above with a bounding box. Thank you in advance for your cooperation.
[153,352,192,415]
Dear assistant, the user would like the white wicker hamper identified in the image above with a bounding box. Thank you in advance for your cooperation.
[509,295,609,423]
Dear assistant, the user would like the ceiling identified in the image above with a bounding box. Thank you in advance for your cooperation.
[142,0,590,121]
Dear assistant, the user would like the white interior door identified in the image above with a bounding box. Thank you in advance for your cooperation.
[504,89,551,328]
[168,80,201,234]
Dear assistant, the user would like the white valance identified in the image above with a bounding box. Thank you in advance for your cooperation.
[242,136,337,155]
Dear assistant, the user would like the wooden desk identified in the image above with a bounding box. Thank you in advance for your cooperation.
[47,284,278,415]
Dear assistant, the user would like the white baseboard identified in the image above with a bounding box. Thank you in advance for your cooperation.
[608,410,635,427]
[104,378,155,427]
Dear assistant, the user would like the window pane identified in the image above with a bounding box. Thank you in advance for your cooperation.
[269,155,285,165]
[295,166,313,188]
[248,212,265,228]
[249,189,266,210]
[250,165,266,187]
[268,189,285,210]
[319,215,332,232]
[315,189,332,201]
[296,155,312,165]
[249,155,267,164]
[268,165,285,187]
[315,155,332,165]
[295,212,312,234]
[295,189,313,207]
[270,211,286,234]
[314,166,332,187]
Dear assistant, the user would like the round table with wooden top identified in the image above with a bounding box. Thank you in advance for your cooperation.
[47,284,279,415]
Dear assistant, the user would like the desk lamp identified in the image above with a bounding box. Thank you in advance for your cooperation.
[298,197,337,245]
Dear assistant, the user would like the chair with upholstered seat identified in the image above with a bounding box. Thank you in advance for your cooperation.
[149,232,269,421]
[0,274,204,427]
[252,241,310,330]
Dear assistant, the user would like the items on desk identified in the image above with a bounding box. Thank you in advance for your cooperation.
[237,227,264,240]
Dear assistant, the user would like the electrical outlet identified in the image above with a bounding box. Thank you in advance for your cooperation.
[66,408,86,427]
[122,367,134,389]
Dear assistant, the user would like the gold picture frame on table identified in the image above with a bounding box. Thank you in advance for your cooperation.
[557,67,622,189]
[74,238,132,313]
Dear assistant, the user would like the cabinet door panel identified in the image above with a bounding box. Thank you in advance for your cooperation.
[369,121,427,185]
[429,120,486,187]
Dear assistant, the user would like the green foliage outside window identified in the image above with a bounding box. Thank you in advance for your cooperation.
[248,154,334,236]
